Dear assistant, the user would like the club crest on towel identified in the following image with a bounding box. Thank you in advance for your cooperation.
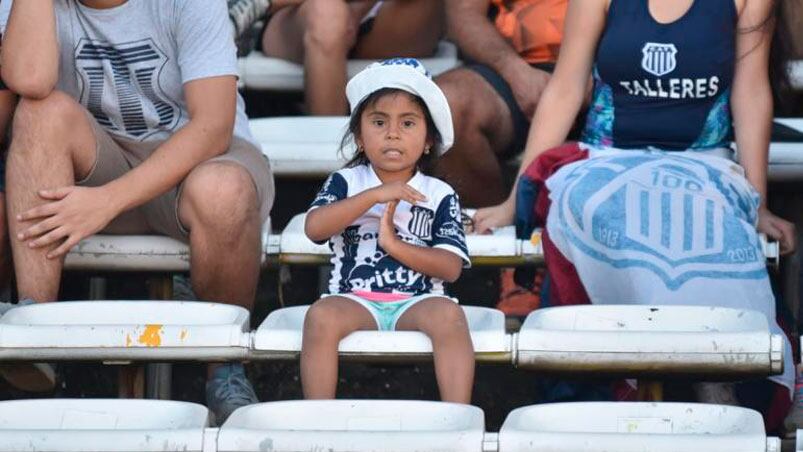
[553,154,765,289]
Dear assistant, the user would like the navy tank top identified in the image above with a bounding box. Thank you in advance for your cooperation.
[582,0,737,150]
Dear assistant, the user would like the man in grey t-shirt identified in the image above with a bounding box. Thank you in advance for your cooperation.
[0,0,273,421]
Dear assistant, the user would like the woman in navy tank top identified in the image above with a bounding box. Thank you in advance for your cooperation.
[475,0,798,430]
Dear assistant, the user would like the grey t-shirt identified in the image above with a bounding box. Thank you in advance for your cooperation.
[0,0,258,155]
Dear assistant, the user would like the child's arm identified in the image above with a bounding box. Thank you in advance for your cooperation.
[378,201,464,283]
[305,178,427,243]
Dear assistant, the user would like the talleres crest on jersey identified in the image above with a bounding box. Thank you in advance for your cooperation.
[76,38,180,140]
[641,42,677,77]
[553,154,765,290]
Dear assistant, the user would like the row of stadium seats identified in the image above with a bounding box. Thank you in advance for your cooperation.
[63,209,551,273]
[236,42,802,94]
[0,398,784,452]
[0,301,784,378]
[250,117,803,180]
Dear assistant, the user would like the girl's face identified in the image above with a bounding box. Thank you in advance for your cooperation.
[356,92,432,181]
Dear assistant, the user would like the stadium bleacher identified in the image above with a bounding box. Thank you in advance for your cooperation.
[0,398,783,452]
[237,41,461,92]
[0,39,798,452]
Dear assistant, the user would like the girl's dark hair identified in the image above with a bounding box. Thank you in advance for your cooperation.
[340,88,443,174]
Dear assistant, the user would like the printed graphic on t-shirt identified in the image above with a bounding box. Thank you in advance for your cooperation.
[339,229,429,294]
[408,205,435,240]
[75,38,179,139]
[309,166,470,295]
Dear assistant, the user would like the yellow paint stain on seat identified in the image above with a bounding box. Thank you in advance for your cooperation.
[138,324,163,347]
[180,329,188,341]
[125,334,133,347]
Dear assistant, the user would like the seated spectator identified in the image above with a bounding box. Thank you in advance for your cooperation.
[260,0,444,115]
[434,0,569,209]
[0,43,38,392]
[484,0,796,430]
[0,0,274,423]
[433,0,569,316]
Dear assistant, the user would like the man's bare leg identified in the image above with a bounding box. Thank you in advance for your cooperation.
[178,161,262,310]
[433,69,517,208]
[351,0,444,59]
[179,161,264,422]
[6,92,96,302]
[262,0,364,114]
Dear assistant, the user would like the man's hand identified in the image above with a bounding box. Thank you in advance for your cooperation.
[369,181,427,205]
[757,207,796,255]
[378,201,400,251]
[17,186,121,259]
[506,65,551,118]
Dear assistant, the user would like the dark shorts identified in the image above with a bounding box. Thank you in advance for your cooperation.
[465,62,555,157]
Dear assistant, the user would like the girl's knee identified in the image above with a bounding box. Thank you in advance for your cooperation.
[419,299,468,335]
[303,299,359,340]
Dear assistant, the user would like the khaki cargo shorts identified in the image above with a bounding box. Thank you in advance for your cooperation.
[79,117,274,241]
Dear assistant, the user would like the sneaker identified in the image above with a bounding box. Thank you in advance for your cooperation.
[784,365,803,435]
[172,275,198,301]
[693,382,739,406]
[206,363,258,424]
[227,0,269,38]
[495,268,542,317]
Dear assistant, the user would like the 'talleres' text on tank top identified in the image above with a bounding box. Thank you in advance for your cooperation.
[582,0,737,151]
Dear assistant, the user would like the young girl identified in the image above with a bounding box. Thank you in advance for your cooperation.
[302,59,475,403]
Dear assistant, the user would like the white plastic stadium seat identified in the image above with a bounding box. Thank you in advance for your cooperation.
[0,399,214,452]
[251,116,350,177]
[65,219,278,272]
[238,41,461,91]
[768,118,803,182]
[499,402,780,452]
[515,305,783,377]
[217,400,486,452]
[252,305,510,362]
[0,301,251,361]
[278,213,543,266]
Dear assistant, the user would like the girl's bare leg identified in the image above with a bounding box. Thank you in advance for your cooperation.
[301,296,376,399]
[396,297,474,403]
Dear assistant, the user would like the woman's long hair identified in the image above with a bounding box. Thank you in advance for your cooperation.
[768,0,798,113]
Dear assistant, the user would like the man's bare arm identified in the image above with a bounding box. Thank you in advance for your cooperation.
[1,0,59,99]
[445,0,531,85]
[105,76,237,213]
[18,75,239,257]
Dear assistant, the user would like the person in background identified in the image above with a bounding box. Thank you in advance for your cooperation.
[0,0,274,423]
[261,0,444,115]
[478,0,795,430]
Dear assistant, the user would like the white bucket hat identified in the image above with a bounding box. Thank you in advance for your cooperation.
[346,58,454,153]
